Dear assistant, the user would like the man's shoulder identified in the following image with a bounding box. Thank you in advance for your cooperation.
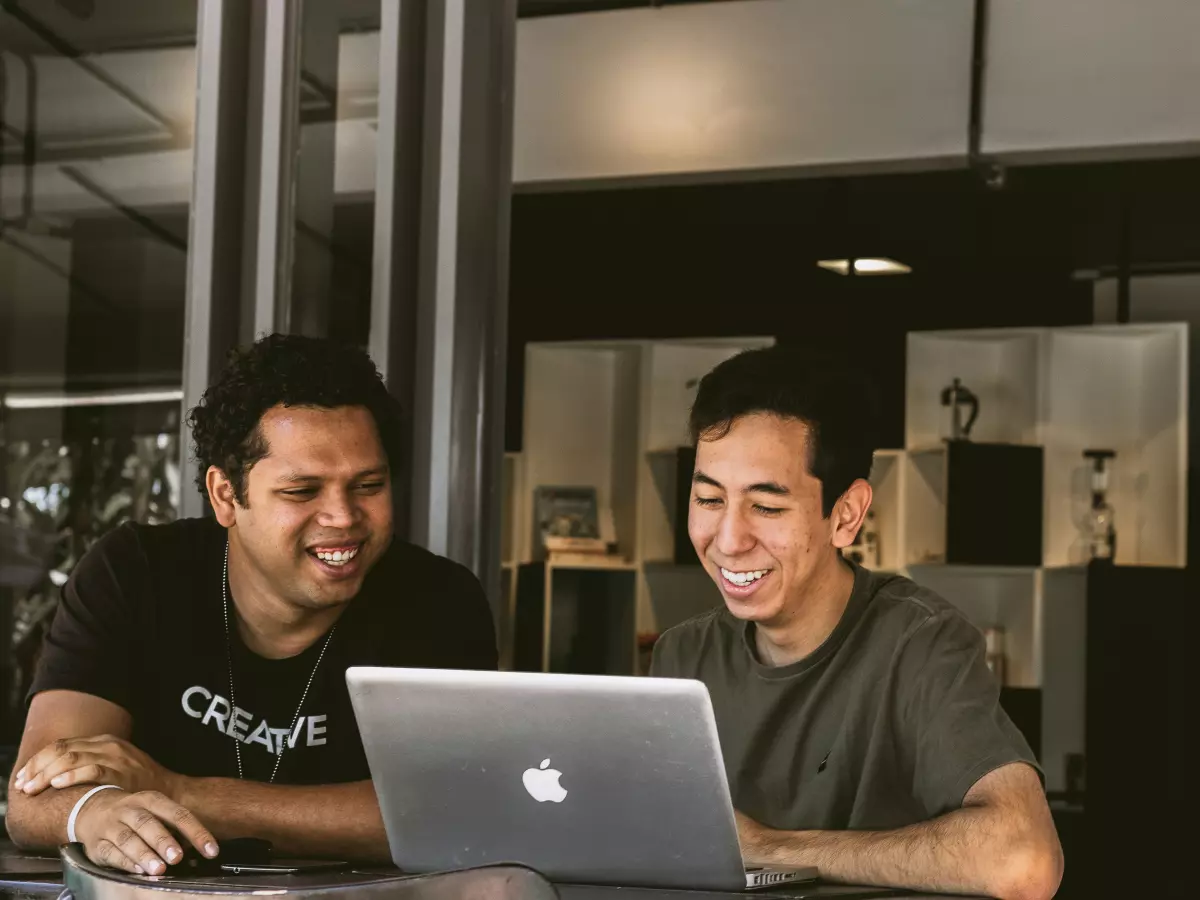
[377,538,479,582]
[858,569,982,648]
[659,605,735,645]
[652,605,739,675]
[80,517,221,571]
[358,539,497,667]
[366,538,487,611]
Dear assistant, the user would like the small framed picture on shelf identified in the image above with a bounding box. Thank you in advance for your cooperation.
[533,485,613,556]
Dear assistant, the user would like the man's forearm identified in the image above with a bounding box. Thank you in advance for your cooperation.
[5,784,93,852]
[742,806,1058,900]
[176,778,389,862]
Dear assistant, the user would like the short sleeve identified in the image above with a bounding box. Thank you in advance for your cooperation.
[436,563,499,671]
[897,611,1041,817]
[649,629,682,678]
[28,523,145,711]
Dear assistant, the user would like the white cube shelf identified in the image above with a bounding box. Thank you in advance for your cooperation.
[906,329,1044,448]
[1041,325,1188,567]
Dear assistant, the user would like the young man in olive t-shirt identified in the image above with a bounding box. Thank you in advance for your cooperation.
[651,348,1063,900]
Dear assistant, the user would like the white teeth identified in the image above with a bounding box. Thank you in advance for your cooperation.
[720,567,770,586]
[315,546,359,565]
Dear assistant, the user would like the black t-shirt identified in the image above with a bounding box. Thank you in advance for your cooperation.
[650,562,1038,831]
[30,517,498,785]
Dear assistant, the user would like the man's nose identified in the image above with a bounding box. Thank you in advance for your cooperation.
[714,507,756,557]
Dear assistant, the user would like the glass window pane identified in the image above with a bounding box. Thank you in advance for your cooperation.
[291,0,380,346]
[0,0,198,752]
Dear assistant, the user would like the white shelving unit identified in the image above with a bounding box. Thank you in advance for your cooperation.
[905,323,1189,568]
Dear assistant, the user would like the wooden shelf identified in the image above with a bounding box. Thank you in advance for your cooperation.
[546,555,637,571]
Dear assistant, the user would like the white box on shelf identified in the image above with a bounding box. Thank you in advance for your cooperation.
[1041,324,1188,567]
[906,329,1044,449]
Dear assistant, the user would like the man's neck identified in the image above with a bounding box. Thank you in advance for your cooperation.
[225,538,345,660]
[753,556,857,668]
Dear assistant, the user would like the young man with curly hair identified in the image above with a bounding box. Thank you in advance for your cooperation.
[651,347,1063,900]
[6,335,496,872]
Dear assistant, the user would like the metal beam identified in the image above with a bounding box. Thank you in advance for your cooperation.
[370,0,517,614]
[179,0,253,519]
[251,0,303,338]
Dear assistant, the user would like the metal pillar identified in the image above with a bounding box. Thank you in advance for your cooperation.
[371,0,517,611]
[179,0,253,519]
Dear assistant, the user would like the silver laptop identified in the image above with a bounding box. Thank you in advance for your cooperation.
[345,667,817,891]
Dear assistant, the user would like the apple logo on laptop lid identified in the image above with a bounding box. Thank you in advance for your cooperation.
[522,758,568,803]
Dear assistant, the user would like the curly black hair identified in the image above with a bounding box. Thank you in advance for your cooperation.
[689,346,879,518]
[187,333,406,505]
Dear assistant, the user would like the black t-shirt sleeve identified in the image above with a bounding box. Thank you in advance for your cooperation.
[28,522,145,712]
[436,562,499,671]
[897,610,1040,818]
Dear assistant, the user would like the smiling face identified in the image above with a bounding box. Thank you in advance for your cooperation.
[219,404,395,612]
[689,413,855,629]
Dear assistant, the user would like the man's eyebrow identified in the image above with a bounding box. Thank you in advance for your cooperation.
[745,481,791,497]
[692,471,791,497]
[277,472,320,484]
[276,466,388,484]
[352,466,389,479]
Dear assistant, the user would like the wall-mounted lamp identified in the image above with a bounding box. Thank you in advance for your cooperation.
[817,257,912,276]
[1,388,184,410]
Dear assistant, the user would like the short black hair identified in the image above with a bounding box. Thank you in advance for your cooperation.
[688,346,878,517]
[188,333,406,504]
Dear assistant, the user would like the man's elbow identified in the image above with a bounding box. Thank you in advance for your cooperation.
[990,834,1064,900]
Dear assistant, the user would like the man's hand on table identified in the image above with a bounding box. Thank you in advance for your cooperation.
[13,734,220,874]
[15,734,180,798]
[72,788,219,875]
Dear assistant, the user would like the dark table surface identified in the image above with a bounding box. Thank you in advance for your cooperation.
[0,843,964,900]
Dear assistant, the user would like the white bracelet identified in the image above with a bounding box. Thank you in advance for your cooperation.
[67,785,123,844]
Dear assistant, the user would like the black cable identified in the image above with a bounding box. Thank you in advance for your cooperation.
[967,0,989,167]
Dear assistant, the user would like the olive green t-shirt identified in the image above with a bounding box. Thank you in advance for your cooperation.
[649,562,1038,831]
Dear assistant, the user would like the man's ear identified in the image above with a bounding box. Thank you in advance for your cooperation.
[206,467,240,527]
[829,479,873,550]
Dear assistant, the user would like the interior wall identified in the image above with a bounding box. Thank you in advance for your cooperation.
[983,0,1200,160]
[513,0,974,185]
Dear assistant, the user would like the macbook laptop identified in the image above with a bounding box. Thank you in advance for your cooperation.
[345,667,817,891]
